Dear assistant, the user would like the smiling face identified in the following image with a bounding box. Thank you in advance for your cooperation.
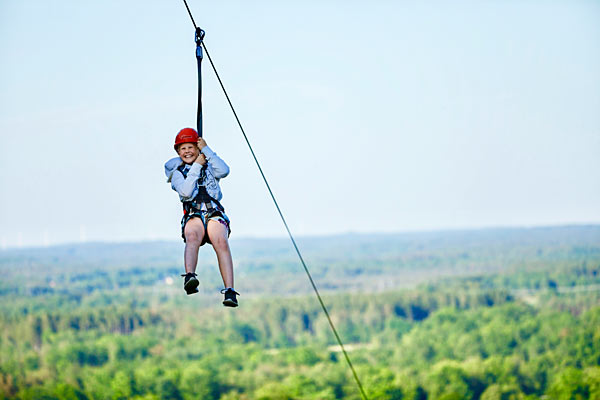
[177,143,200,164]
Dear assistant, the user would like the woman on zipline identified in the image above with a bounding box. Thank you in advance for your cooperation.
[164,128,239,307]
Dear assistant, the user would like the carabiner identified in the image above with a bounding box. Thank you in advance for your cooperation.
[195,27,205,46]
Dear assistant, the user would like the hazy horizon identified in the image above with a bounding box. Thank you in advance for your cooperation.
[2,222,598,251]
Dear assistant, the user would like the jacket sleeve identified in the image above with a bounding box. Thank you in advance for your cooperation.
[202,146,230,179]
[171,163,202,199]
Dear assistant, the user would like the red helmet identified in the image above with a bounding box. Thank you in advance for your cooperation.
[174,128,199,150]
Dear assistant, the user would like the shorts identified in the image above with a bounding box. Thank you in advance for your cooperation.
[181,207,231,246]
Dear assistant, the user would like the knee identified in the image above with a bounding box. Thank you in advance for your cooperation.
[211,235,229,251]
[185,230,203,245]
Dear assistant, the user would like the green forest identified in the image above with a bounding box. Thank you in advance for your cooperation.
[1,226,599,399]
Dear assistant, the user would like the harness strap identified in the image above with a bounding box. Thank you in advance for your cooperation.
[177,164,225,214]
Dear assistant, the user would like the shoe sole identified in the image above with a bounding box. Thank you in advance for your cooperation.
[184,277,199,295]
[223,299,238,307]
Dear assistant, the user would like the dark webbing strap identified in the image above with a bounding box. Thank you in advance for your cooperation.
[195,28,205,137]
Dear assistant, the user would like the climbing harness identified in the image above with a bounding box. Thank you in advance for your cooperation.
[179,2,368,399]
[177,163,230,245]
[177,164,225,215]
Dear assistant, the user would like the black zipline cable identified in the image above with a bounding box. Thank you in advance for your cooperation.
[203,47,370,400]
[181,0,197,29]
[179,2,368,399]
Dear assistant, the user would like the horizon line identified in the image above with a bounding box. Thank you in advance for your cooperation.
[2,222,599,252]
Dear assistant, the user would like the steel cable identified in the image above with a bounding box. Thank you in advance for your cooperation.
[179,2,369,398]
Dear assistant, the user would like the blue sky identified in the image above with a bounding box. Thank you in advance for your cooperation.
[1,0,599,248]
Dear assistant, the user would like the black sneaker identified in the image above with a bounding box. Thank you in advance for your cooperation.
[181,272,199,295]
[221,288,240,307]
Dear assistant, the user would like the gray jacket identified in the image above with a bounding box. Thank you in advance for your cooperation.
[164,145,230,203]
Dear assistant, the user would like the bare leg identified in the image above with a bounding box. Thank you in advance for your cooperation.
[207,220,234,288]
[183,218,205,274]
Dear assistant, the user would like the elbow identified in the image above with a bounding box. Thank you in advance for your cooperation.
[174,185,195,199]
[179,189,194,199]
[218,165,230,178]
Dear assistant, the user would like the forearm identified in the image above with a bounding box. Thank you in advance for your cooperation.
[172,163,202,198]
[202,146,230,178]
